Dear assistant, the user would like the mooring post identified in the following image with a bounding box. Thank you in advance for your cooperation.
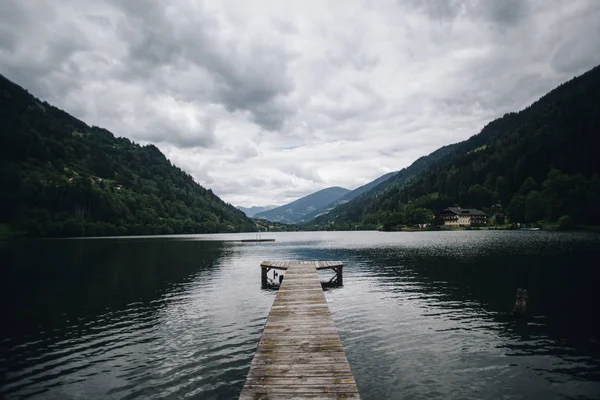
[261,267,268,288]
[513,288,528,316]
[337,265,343,286]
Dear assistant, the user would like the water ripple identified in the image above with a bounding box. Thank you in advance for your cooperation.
[1,231,599,399]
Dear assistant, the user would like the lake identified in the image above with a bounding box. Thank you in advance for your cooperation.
[1,231,599,399]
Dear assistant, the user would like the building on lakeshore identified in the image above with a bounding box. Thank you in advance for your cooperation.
[439,207,487,227]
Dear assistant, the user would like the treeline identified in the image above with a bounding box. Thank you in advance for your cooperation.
[253,218,300,232]
[314,64,600,228]
[0,74,256,237]
[304,201,433,230]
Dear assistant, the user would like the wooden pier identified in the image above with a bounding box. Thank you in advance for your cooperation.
[240,261,360,399]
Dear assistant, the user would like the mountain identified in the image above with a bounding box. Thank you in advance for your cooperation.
[337,171,398,203]
[314,64,600,228]
[300,170,398,221]
[237,205,277,217]
[0,74,257,237]
[311,144,458,225]
[254,186,350,223]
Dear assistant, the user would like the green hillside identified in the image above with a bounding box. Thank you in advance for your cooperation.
[0,75,256,237]
[313,64,600,229]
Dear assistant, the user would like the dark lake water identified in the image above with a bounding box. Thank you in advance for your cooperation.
[1,231,599,399]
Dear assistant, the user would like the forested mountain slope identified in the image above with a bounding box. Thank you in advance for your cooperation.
[255,186,349,223]
[312,143,458,225]
[300,170,398,221]
[336,170,398,204]
[314,64,600,228]
[0,75,256,237]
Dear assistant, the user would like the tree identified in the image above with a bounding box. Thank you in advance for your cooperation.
[495,176,510,205]
[508,195,526,223]
[525,191,544,222]
[467,184,492,208]
[557,215,574,230]
[403,201,416,226]
[415,208,433,225]
[518,177,538,196]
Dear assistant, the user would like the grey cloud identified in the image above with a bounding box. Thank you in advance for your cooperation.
[232,143,260,162]
[402,0,529,25]
[271,18,298,35]
[150,115,217,149]
[205,175,270,198]
[112,2,184,68]
[549,5,600,75]
[110,0,295,130]
[327,33,379,71]
[85,14,112,28]
[482,0,529,26]
[402,0,467,20]
[1,0,295,145]
[2,0,600,207]
[0,2,91,100]
[280,164,324,183]
[0,1,24,52]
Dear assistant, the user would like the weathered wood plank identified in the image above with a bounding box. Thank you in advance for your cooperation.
[272,299,326,305]
[244,377,356,385]
[251,353,348,360]
[240,393,360,400]
[240,261,358,399]
[246,365,354,376]
[264,323,337,330]
[256,347,346,355]
[250,360,352,366]
[262,327,339,334]
[242,385,359,393]
[259,331,341,337]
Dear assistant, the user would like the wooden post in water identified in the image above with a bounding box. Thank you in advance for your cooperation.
[513,288,528,316]
[336,264,343,286]
[261,267,269,288]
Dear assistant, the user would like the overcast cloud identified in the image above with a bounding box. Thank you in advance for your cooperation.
[1,0,599,207]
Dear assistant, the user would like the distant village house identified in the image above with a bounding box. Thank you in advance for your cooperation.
[439,207,487,227]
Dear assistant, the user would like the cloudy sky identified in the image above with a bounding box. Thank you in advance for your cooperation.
[1,1,599,207]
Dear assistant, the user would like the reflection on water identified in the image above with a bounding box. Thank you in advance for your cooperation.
[1,231,599,399]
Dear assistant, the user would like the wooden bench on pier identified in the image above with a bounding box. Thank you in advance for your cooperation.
[239,260,360,399]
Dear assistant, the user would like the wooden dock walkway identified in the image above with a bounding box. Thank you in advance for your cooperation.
[239,261,360,399]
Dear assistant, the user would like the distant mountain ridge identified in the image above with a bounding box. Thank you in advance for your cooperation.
[237,205,276,217]
[301,170,399,221]
[312,144,457,224]
[255,186,350,223]
[335,170,398,204]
